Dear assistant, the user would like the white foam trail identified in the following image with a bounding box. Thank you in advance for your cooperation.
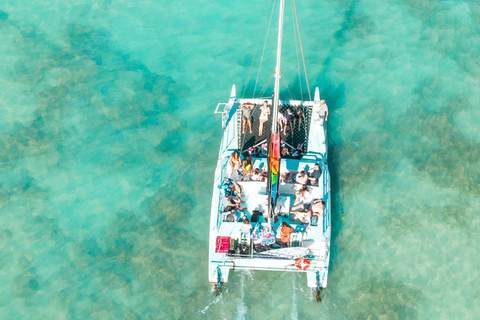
[198,295,222,314]
[234,271,248,320]
[290,274,299,320]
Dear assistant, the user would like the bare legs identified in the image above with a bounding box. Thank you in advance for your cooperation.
[259,118,267,136]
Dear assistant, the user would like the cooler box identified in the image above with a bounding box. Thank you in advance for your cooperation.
[215,236,230,253]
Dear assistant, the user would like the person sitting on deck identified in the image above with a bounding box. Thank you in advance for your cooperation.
[289,199,325,227]
[294,107,306,131]
[280,171,292,183]
[227,150,241,178]
[281,146,289,158]
[283,109,294,135]
[293,185,310,205]
[294,170,308,185]
[307,163,322,186]
[241,154,253,181]
[292,143,303,158]
[223,194,247,212]
[220,178,244,197]
[258,143,267,157]
[251,167,266,182]
[240,218,253,235]
[258,101,270,136]
[276,222,294,247]
[241,102,255,134]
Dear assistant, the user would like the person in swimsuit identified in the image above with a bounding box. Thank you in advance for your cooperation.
[241,103,254,134]
[283,109,294,135]
[241,154,253,181]
[293,107,306,131]
[277,111,285,133]
[227,150,241,177]
[289,199,325,226]
[258,101,270,136]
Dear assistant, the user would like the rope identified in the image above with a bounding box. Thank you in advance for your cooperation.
[280,70,294,100]
[258,70,275,98]
[253,0,277,98]
[242,0,274,99]
[291,0,303,101]
[292,0,311,100]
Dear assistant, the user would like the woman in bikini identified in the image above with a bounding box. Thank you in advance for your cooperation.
[258,101,270,136]
[241,154,253,181]
[227,150,241,177]
[241,103,254,134]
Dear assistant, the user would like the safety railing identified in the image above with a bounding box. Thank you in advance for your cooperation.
[214,103,230,130]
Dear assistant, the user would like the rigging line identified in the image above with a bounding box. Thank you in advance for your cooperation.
[253,0,277,98]
[292,0,311,100]
[258,70,275,98]
[242,0,274,99]
[291,0,303,101]
[280,70,294,100]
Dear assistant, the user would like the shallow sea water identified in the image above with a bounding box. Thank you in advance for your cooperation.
[0,0,479,319]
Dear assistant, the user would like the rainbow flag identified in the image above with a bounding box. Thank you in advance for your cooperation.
[267,133,280,214]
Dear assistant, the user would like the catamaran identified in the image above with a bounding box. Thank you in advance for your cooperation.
[208,0,331,302]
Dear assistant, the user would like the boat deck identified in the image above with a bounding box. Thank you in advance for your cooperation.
[237,103,312,155]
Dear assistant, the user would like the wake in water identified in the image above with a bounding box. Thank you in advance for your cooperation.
[290,274,299,320]
[234,271,248,320]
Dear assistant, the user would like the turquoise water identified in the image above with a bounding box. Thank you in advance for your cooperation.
[1,0,479,318]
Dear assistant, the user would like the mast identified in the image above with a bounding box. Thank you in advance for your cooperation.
[272,0,285,134]
[267,0,285,224]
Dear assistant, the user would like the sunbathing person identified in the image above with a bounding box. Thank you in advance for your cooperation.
[258,101,270,136]
[241,103,254,134]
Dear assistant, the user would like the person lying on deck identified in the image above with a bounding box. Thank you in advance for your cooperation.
[241,102,255,134]
[258,101,270,136]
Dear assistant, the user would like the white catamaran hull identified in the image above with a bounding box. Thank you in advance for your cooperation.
[208,86,331,291]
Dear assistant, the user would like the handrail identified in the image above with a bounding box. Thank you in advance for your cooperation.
[215,103,228,114]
